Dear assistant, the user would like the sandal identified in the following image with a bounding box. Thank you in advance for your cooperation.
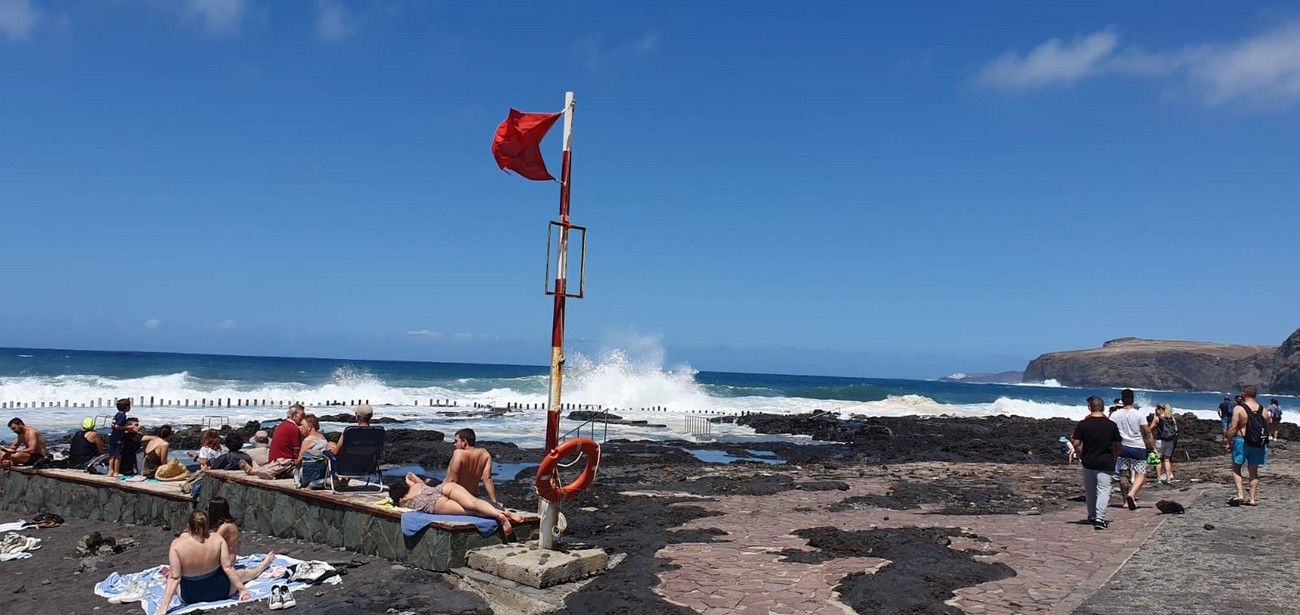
[1227,497,1243,507]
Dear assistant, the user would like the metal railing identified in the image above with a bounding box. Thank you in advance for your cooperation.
[685,414,712,439]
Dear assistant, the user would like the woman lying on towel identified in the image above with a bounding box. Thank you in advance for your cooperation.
[154,512,275,615]
[388,472,527,536]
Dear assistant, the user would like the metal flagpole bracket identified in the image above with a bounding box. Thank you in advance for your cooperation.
[544,221,587,298]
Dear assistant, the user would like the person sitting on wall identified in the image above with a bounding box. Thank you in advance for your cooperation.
[210,433,253,471]
[2,418,49,468]
[444,428,499,506]
[67,417,106,469]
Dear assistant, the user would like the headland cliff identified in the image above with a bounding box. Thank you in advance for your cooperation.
[1023,329,1300,394]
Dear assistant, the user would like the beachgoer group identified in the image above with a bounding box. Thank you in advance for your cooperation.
[1073,386,1276,527]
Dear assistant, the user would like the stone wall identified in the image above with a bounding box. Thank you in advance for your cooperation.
[0,471,191,529]
[197,475,530,571]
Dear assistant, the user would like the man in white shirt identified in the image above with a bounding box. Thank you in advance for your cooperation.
[1110,388,1157,511]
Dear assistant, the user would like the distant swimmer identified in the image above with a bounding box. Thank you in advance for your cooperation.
[1225,385,1268,506]
[1,418,48,468]
[445,428,499,506]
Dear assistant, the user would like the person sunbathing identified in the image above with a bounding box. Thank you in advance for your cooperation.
[387,472,526,536]
[155,511,274,615]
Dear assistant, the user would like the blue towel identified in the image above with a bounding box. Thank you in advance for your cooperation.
[401,511,499,537]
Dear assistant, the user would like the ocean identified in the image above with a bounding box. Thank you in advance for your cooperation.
[1,347,1294,447]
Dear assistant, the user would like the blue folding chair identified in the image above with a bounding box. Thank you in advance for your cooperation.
[326,426,386,493]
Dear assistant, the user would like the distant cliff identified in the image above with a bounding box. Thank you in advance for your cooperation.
[1023,332,1300,393]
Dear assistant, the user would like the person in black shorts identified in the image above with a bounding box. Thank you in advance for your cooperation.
[1070,396,1122,530]
[108,397,132,477]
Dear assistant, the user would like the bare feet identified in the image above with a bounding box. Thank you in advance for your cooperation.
[497,513,514,537]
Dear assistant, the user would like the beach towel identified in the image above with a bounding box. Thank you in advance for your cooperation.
[0,532,41,561]
[401,511,500,537]
[94,553,340,614]
[0,520,33,533]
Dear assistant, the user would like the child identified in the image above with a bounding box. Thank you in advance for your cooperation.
[107,398,132,477]
[191,429,228,470]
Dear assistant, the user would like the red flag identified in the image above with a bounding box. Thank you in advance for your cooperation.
[492,109,562,181]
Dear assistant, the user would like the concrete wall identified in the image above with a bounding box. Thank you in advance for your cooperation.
[197,475,530,571]
[0,471,191,530]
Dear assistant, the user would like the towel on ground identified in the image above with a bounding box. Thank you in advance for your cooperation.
[401,511,499,537]
[0,532,41,561]
[94,553,340,615]
[0,520,32,533]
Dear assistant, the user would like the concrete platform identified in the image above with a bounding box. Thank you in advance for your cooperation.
[466,541,609,588]
[0,467,539,572]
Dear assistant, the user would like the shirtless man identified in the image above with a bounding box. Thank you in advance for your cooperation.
[1225,384,1269,506]
[2,418,49,468]
[445,428,498,505]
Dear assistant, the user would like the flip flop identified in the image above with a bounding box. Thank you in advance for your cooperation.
[1227,498,1243,507]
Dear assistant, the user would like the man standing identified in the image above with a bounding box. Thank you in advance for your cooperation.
[1111,389,1156,510]
[269,403,306,463]
[1218,396,1234,432]
[1071,396,1122,529]
[1,418,48,468]
[1225,385,1268,506]
[444,428,498,505]
[108,398,132,477]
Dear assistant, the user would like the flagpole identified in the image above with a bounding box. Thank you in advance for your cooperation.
[539,91,575,550]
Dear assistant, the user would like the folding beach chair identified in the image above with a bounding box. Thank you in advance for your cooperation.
[326,426,386,493]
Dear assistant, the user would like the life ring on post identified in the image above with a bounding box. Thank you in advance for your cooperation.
[535,437,600,503]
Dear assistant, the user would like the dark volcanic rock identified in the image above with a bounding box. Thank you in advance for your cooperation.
[780,526,1015,613]
[1024,337,1280,392]
[1270,329,1300,394]
[315,413,402,424]
[567,410,667,428]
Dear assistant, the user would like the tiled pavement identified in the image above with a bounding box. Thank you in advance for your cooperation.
[649,463,1199,614]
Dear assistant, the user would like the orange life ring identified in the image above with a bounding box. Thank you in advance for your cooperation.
[535,437,600,503]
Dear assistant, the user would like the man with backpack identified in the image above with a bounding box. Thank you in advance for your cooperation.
[1225,385,1269,506]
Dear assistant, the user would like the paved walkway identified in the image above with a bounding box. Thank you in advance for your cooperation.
[648,462,1197,614]
[1077,453,1300,614]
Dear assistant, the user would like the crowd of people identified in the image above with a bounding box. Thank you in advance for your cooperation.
[1070,386,1276,530]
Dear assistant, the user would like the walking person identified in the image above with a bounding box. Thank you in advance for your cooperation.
[1111,389,1157,510]
[1267,399,1282,441]
[1218,396,1234,433]
[1225,385,1269,506]
[1071,396,1122,530]
[1149,404,1179,483]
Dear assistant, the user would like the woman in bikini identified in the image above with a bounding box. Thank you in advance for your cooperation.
[387,472,527,536]
[155,511,274,614]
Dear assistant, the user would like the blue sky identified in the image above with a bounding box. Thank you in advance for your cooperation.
[2,1,1299,378]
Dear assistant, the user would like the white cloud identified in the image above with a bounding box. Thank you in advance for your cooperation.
[144,318,162,331]
[977,29,1119,90]
[182,0,247,37]
[575,31,661,72]
[1188,22,1300,106]
[406,329,445,339]
[0,0,39,41]
[978,22,1300,108]
[315,0,356,43]
[217,318,238,331]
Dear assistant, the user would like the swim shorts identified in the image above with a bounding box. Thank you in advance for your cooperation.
[1115,445,1148,475]
[1154,440,1175,457]
[1231,437,1267,466]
